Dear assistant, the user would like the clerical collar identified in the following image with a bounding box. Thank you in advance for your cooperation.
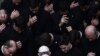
[1,45,5,55]
[97,31,100,39]
[0,23,6,32]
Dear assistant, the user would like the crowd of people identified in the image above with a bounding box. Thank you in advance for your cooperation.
[0,0,100,56]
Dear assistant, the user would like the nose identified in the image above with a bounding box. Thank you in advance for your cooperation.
[0,14,7,19]
[0,14,5,18]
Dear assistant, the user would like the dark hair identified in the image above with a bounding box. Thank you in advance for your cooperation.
[69,30,81,46]
[58,33,70,45]
[58,1,69,12]
[79,0,91,6]
[38,33,53,46]
[14,15,29,30]
[29,0,40,9]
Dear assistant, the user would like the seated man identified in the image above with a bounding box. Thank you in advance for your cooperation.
[79,25,100,56]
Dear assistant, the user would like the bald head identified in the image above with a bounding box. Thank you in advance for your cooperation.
[85,25,96,34]
[85,25,97,41]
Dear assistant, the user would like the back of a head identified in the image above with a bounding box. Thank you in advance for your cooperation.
[69,30,82,46]
[58,33,70,45]
[14,15,29,30]
[38,33,54,46]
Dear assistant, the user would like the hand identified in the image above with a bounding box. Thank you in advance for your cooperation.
[70,1,79,9]
[87,52,96,56]
[66,26,72,32]
[91,18,99,26]
[27,15,37,27]
[59,15,69,27]
[0,24,6,32]
[10,10,20,20]
[16,41,22,49]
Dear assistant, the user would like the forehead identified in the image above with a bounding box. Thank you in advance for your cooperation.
[0,10,6,13]
[60,45,68,48]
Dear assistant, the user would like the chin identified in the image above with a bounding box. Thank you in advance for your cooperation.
[63,51,68,53]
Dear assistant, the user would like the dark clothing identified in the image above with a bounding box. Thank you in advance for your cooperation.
[50,12,70,34]
[0,25,10,56]
[1,0,29,14]
[1,0,29,25]
[4,25,33,56]
[69,6,86,32]
[50,12,62,34]
[29,9,56,56]
[30,10,54,37]
[54,47,83,56]
[79,36,100,56]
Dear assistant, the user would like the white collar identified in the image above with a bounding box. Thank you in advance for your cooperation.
[78,31,83,38]
[1,45,5,55]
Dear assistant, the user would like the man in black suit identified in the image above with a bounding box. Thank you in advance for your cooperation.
[79,25,100,56]
[54,33,83,56]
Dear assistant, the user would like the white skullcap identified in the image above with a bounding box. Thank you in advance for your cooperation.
[38,45,50,53]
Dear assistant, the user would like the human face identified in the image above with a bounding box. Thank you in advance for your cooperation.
[0,9,7,23]
[30,6,39,14]
[85,31,97,41]
[59,43,72,53]
[8,40,17,54]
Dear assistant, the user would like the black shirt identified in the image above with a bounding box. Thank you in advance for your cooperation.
[54,47,83,56]
[4,25,33,56]
[79,36,100,56]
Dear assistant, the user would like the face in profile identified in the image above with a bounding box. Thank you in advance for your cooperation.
[1,40,17,56]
